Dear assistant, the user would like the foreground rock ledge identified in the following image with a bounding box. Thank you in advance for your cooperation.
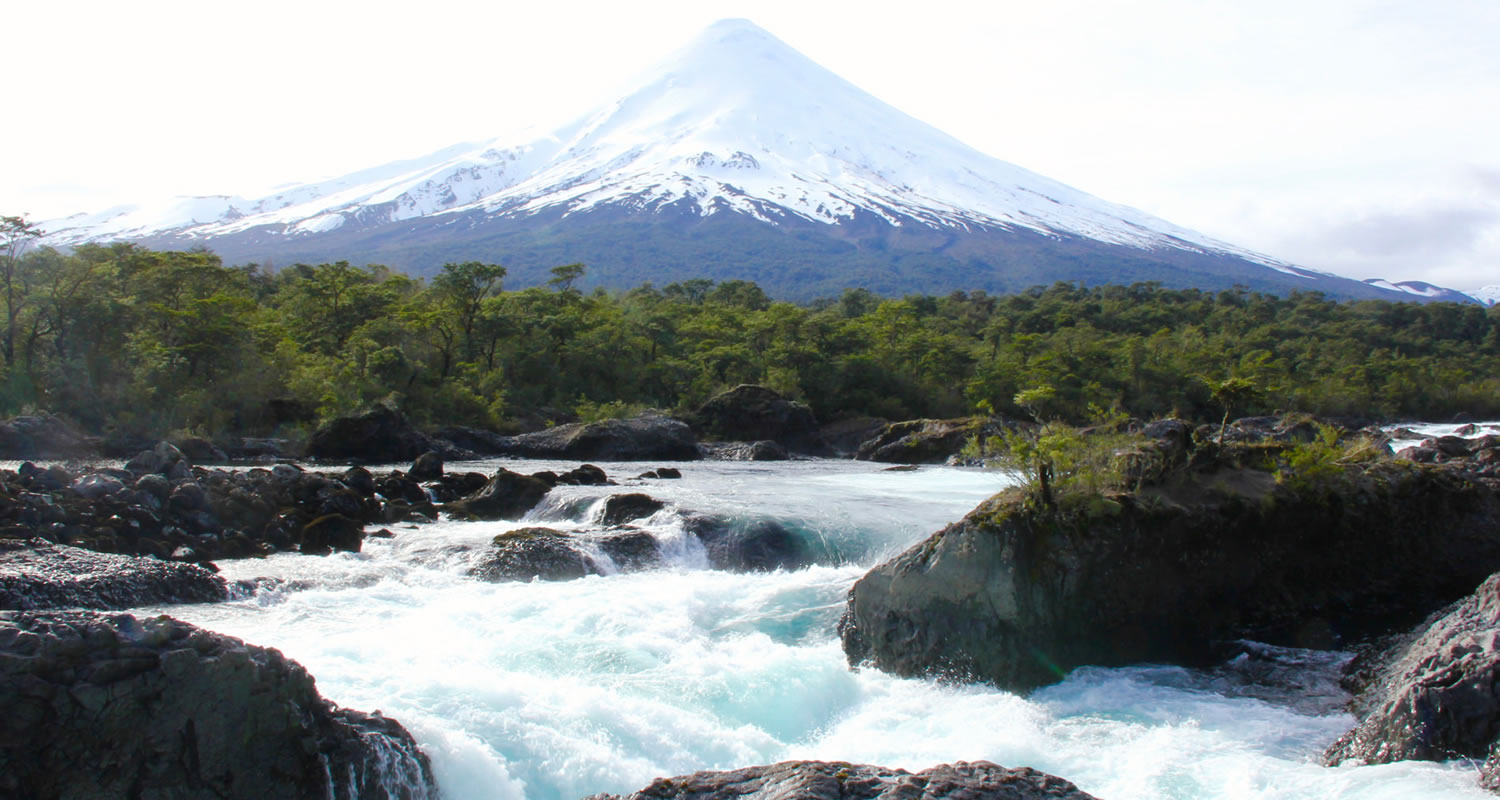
[582,760,1098,800]
[0,611,438,800]
[842,461,1500,693]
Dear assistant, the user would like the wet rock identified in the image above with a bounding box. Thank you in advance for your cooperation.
[1324,572,1500,790]
[408,450,444,482]
[582,759,1098,800]
[690,384,830,455]
[471,528,597,582]
[342,465,377,496]
[686,514,807,572]
[299,514,364,555]
[699,440,789,461]
[595,530,663,571]
[555,463,610,485]
[0,539,225,609]
[600,493,665,526]
[72,473,125,499]
[488,412,699,461]
[841,461,1500,692]
[444,468,552,521]
[0,611,438,800]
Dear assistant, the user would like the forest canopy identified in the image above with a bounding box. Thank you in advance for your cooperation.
[1,233,1497,439]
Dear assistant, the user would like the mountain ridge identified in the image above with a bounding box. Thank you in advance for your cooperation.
[39,19,1478,304]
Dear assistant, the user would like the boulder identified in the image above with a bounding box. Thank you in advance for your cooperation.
[841,461,1500,692]
[600,493,665,526]
[299,514,364,555]
[443,468,553,521]
[489,412,699,461]
[0,611,437,800]
[408,450,444,482]
[685,514,808,572]
[0,414,98,459]
[582,760,1098,800]
[168,435,228,464]
[0,539,226,610]
[691,384,830,455]
[1324,571,1500,791]
[305,405,435,462]
[699,440,789,461]
[855,417,996,464]
[470,528,598,582]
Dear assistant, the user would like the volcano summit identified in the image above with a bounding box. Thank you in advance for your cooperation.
[42,19,1454,302]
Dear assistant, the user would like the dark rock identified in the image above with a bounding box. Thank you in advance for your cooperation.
[691,384,830,455]
[821,416,891,458]
[0,611,438,800]
[444,469,552,521]
[595,530,663,571]
[300,514,364,555]
[488,413,699,461]
[470,528,597,581]
[342,465,377,496]
[699,440,789,461]
[305,404,435,462]
[0,413,97,459]
[600,493,666,526]
[428,471,489,503]
[686,514,807,572]
[408,450,444,482]
[168,482,208,513]
[0,539,225,609]
[654,467,682,479]
[855,417,996,464]
[1324,571,1500,788]
[431,425,510,455]
[169,435,228,464]
[556,463,610,485]
[582,759,1098,800]
[71,473,125,499]
[841,462,1500,692]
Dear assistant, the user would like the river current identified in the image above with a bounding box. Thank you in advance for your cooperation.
[147,458,1488,799]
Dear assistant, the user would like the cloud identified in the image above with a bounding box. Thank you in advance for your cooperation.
[1265,199,1499,289]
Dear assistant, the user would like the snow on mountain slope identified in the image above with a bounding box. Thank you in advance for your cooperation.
[41,19,1297,272]
[1466,285,1500,306]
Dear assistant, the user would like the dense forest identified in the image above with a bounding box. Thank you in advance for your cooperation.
[2,218,1498,439]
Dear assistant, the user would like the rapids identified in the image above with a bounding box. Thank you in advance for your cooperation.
[148,459,1489,799]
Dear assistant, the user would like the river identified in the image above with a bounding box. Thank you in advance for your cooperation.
[147,458,1488,799]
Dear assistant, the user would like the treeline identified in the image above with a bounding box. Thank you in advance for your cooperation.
[2,236,1498,438]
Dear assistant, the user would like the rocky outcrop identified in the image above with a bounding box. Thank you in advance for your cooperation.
[600,493,666,526]
[0,611,437,800]
[841,461,1500,692]
[305,405,438,462]
[0,539,226,610]
[487,413,699,461]
[0,413,98,459]
[854,417,999,464]
[582,760,1098,800]
[690,385,830,455]
[1324,571,1500,791]
[1400,432,1500,481]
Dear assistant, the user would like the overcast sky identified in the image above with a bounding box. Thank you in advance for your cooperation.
[6,0,1497,291]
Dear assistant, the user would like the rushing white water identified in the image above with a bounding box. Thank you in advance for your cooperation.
[149,459,1489,800]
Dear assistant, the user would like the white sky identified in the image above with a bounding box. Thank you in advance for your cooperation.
[5,0,1498,291]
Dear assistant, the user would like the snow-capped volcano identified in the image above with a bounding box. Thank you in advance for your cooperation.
[38,19,1456,302]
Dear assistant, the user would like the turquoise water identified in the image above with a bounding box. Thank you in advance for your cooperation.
[153,460,1488,799]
